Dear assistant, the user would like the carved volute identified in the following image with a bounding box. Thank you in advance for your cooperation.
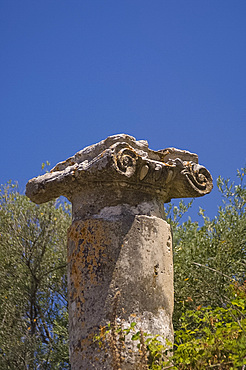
[26,133,212,210]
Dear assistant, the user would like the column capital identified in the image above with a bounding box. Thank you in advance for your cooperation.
[26,134,213,204]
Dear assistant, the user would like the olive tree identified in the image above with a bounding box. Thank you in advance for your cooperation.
[0,182,71,369]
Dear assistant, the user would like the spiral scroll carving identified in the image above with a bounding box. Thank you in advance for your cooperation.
[115,148,137,177]
[25,134,213,204]
[182,163,213,194]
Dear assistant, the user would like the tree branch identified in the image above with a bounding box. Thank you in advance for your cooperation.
[192,262,235,281]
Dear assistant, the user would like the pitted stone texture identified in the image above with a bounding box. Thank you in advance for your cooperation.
[67,216,173,370]
[26,134,213,204]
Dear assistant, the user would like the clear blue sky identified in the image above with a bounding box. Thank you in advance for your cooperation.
[1,1,246,221]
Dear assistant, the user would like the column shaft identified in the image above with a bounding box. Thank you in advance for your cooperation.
[68,214,173,369]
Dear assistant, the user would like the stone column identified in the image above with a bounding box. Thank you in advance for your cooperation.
[26,134,213,369]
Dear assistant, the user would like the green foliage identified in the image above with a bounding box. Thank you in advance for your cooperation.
[0,182,71,369]
[169,167,246,329]
[165,167,246,368]
[1,167,246,368]
[172,283,246,369]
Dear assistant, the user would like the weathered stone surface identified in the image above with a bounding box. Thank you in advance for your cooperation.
[67,215,173,369]
[25,134,213,369]
[26,134,213,206]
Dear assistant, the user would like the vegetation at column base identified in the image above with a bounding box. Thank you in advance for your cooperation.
[94,282,246,369]
[0,167,246,369]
